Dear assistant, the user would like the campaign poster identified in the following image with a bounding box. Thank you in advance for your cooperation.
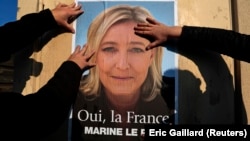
[71,0,177,140]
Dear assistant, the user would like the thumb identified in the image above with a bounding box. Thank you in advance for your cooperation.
[146,41,159,50]
[69,2,76,8]
[63,22,75,33]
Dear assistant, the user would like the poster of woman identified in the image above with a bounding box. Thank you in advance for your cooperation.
[71,0,177,140]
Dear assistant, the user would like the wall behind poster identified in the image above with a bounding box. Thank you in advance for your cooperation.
[70,0,177,140]
[0,0,17,26]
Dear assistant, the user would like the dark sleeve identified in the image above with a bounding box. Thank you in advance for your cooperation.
[161,76,175,125]
[179,26,250,62]
[0,9,58,62]
[161,76,175,110]
[16,61,82,139]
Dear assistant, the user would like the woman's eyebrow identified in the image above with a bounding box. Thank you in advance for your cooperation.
[100,41,145,47]
[100,41,117,46]
[130,41,146,46]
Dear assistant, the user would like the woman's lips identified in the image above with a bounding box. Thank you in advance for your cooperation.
[111,76,133,80]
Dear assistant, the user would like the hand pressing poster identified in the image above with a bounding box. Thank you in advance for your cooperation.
[71,0,177,140]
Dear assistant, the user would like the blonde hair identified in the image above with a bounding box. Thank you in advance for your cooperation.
[79,5,163,101]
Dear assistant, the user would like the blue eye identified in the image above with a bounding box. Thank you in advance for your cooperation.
[101,47,117,53]
[129,48,144,53]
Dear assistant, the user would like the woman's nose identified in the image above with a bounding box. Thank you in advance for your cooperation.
[115,52,130,70]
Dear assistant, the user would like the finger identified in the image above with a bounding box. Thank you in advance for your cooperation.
[59,3,68,7]
[135,30,151,35]
[134,30,143,34]
[80,44,88,55]
[136,22,149,27]
[56,3,62,8]
[68,11,84,24]
[85,50,96,62]
[73,4,82,10]
[82,63,96,71]
[134,26,151,32]
[62,22,75,33]
[145,42,158,50]
[74,45,81,53]
[135,25,153,32]
[67,25,75,33]
[81,44,95,61]
[150,41,161,48]
[145,45,154,51]
[69,2,76,8]
[88,61,96,67]
[146,17,158,24]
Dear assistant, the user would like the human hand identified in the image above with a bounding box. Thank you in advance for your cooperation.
[68,45,96,71]
[51,2,84,33]
[134,17,181,50]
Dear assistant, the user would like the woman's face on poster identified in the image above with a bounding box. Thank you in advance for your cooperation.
[96,21,154,96]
